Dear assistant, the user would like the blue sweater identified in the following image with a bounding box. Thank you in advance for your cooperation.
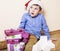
[19,13,50,39]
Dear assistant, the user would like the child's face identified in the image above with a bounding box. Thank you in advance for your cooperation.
[29,5,40,17]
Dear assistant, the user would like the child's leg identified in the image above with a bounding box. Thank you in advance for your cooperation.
[24,34,38,51]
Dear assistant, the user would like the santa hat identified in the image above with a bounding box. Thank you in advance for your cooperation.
[25,0,43,10]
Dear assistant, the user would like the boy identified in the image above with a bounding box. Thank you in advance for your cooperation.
[19,0,50,51]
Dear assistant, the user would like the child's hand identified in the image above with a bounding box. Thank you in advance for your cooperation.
[50,37,57,41]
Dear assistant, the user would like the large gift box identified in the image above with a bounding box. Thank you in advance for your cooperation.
[4,28,30,51]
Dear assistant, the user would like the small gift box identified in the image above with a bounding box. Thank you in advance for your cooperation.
[4,28,24,36]
[7,42,25,51]
[5,28,30,43]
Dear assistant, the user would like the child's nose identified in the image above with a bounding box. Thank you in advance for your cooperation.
[32,9,34,12]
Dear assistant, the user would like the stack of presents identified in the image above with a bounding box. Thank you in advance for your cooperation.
[4,28,30,51]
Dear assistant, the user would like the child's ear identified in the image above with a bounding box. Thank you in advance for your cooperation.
[39,10,45,14]
[39,10,42,14]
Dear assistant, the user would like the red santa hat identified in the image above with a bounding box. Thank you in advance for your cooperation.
[25,0,43,10]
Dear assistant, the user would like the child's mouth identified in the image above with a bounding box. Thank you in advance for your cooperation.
[31,13,34,15]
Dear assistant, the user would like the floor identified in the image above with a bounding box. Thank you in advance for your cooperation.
[0,30,60,51]
[51,30,60,51]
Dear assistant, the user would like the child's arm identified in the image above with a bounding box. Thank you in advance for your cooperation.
[19,14,27,29]
[41,14,50,40]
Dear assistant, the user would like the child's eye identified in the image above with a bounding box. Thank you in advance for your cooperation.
[35,8,38,10]
[30,6,32,9]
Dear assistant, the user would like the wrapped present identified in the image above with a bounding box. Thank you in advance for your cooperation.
[4,28,30,51]
[7,42,25,51]
[7,39,21,44]
[4,28,30,43]
[6,34,22,44]
[4,28,24,36]
[4,28,30,39]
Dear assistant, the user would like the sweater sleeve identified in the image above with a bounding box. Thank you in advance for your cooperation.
[19,13,27,29]
[41,14,50,39]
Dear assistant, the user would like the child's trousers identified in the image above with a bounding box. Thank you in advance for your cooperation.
[24,34,38,51]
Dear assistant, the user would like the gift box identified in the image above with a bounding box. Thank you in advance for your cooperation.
[4,28,30,51]
[4,28,24,36]
[6,34,22,44]
[6,34,23,51]
[7,42,25,51]
[5,28,30,43]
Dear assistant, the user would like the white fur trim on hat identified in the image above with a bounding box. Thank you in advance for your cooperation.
[27,0,43,10]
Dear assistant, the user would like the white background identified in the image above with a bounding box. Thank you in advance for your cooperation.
[0,0,60,41]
